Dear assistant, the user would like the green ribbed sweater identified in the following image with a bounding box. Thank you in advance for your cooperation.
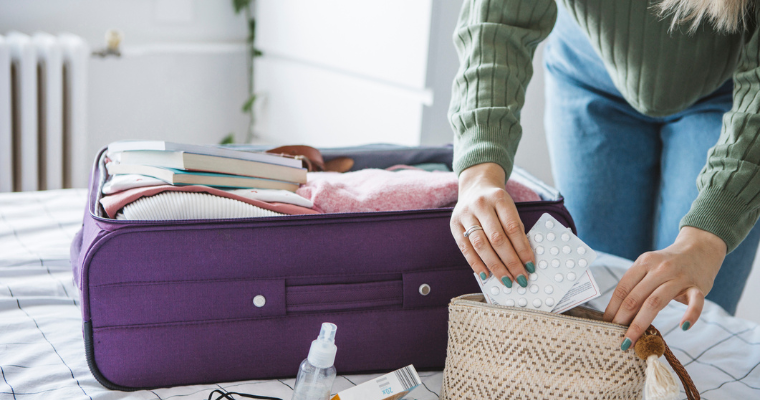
[449,0,760,252]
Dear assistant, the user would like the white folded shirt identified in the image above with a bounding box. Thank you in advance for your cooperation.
[103,174,313,209]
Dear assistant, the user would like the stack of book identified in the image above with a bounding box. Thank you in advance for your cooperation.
[106,141,307,192]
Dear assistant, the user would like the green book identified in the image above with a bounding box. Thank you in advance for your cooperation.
[106,164,300,192]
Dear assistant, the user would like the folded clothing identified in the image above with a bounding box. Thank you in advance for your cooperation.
[103,174,313,207]
[101,167,540,220]
[116,191,286,220]
[103,174,166,194]
[296,169,541,214]
[100,185,319,219]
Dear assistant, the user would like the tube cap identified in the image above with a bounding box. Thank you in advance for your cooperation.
[307,323,337,369]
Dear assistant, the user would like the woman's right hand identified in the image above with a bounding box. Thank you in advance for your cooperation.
[450,163,535,288]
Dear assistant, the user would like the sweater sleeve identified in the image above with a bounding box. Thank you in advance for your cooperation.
[448,0,557,177]
[680,20,760,253]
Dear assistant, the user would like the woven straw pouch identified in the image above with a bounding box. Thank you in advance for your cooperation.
[441,294,698,400]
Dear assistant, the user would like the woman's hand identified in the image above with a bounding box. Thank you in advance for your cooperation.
[450,163,535,288]
[604,226,727,350]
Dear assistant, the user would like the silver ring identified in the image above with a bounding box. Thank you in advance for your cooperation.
[463,225,484,238]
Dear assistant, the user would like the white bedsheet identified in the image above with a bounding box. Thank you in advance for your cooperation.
[0,189,758,400]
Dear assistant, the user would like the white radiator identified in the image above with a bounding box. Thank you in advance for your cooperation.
[0,32,88,192]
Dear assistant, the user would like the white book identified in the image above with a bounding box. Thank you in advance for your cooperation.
[107,140,303,169]
[114,150,307,184]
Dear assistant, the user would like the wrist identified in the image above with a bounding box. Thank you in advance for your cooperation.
[676,226,727,256]
[459,163,506,192]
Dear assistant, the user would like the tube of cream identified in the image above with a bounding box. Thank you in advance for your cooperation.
[331,365,421,400]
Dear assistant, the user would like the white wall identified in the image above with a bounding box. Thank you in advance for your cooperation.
[0,0,251,173]
[251,0,435,147]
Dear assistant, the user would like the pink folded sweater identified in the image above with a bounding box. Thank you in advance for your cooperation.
[297,168,540,213]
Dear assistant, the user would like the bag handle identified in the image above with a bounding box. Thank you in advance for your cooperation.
[266,145,354,172]
[650,326,700,400]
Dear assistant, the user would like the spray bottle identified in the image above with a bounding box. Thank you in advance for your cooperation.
[291,323,337,400]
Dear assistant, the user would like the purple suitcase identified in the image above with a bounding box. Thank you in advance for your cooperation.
[70,145,576,390]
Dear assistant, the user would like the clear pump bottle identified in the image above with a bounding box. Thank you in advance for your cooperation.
[291,323,337,400]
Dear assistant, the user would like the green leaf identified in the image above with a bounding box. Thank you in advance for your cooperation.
[219,133,236,145]
[242,95,257,113]
[232,0,252,14]
[247,20,257,43]
[253,48,263,57]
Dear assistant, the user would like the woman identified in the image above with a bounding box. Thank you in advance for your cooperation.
[449,0,760,351]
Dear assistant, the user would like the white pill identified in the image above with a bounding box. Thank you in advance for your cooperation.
[567,272,577,281]
[577,247,586,255]
[534,233,544,243]
[532,299,542,308]
[545,220,555,229]
[538,260,548,269]
[502,286,512,294]
[563,245,572,254]
[535,246,545,255]
[551,259,560,268]
[565,260,575,269]
[505,299,516,307]
[561,233,570,242]
[555,274,564,282]
[550,246,559,255]
[546,298,555,307]
[517,287,527,295]
[490,286,500,296]
[546,232,556,241]
[544,285,554,294]
[578,259,588,268]
[529,273,538,281]
[518,298,527,307]
[530,284,539,294]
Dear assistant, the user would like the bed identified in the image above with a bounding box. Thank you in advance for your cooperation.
[1,189,758,400]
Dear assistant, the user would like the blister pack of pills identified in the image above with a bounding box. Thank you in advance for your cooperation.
[475,213,600,313]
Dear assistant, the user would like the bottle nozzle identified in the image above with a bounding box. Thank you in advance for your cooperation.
[318,323,337,343]
[307,323,338,369]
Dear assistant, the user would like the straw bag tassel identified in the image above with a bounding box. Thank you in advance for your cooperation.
[634,334,678,400]
[635,327,699,400]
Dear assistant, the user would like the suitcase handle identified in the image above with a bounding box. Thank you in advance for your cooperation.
[287,280,403,313]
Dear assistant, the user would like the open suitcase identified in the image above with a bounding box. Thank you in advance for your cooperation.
[70,145,576,390]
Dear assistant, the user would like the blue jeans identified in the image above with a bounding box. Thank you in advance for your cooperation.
[542,6,760,315]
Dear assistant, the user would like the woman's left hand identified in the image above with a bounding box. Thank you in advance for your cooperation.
[603,226,727,350]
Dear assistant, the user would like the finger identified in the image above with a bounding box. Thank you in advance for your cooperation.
[680,287,704,331]
[493,196,535,273]
[462,216,518,287]
[620,283,682,350]
[477,208,525,288]
[603,256,651,322]
[451,222,490,281]
[611,273,668,326]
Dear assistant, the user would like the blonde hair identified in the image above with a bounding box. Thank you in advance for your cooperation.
[656,0,753,33]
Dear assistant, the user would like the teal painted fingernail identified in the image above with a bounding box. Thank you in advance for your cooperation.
[621,338,632,351]
[516,275,528,287]
[682,321,691,331]
[501,276,512,288]
[526,262,535,273]
[479,272,487,281]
